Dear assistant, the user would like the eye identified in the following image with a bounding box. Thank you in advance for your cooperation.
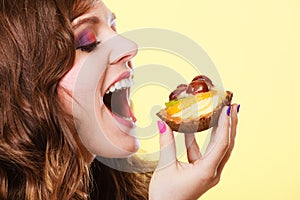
[75,29,101,52]
[76,41,101,52]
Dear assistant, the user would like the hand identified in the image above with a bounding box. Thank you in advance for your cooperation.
[149,104,239,200]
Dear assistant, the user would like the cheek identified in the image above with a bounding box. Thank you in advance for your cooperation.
[57,54,86,115]
[59,64,81,94]
[57,69,77,115]
[59,51,90,94]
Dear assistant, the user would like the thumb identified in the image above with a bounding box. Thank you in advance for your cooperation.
[156,121,177,170]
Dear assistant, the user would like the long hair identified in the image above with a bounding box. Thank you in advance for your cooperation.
[0,0,151,199]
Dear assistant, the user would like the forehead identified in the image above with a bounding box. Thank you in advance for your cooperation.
[72,1,112,28]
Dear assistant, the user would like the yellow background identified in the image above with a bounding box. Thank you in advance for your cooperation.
[106,0,300,199]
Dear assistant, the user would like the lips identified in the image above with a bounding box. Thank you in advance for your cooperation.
[103,72,136,128]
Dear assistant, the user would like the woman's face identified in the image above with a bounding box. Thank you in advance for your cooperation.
[58,1,139,158]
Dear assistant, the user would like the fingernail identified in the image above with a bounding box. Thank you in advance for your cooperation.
[226,106,231,116]
[157,121,167,134]
[237,104,241,113]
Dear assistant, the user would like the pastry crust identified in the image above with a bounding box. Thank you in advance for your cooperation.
[156,91,233,133]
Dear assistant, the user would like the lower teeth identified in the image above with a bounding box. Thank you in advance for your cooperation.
[118,115,133,122]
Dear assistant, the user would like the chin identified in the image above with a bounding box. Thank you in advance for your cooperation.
[88,134,140,158]
[79,128,140,158]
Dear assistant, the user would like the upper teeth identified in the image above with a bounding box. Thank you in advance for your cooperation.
[106,78,134,94]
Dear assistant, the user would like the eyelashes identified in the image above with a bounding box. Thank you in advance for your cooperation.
[76,41,101,52]
[75,29,101,52]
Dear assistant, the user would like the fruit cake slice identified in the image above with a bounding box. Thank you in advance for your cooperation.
[157,75,233,133]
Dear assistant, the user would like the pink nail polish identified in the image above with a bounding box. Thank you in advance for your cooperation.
[157,121,166,134]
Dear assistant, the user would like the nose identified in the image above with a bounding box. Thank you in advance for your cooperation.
[102,34,138,68]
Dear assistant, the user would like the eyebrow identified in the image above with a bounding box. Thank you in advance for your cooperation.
[73,12,116,30]
[73,16,100,29]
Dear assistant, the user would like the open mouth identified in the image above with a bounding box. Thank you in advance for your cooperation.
[103,77,137,128]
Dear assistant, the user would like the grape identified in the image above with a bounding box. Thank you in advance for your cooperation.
[169,84,187,100]
[192,75,213,86]
[168,76,212,100]
[177,84,188,89]
[186,80,209,94]
[169,90,180,100]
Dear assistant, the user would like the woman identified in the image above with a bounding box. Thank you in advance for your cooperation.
[0,0,239,199]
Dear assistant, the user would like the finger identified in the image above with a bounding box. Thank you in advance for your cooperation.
[185,133,201,163]
[204,105,229,157]
[203,106,231,169]
[204,126,217,156]
[157,121,177,170]
[216,104,239,176]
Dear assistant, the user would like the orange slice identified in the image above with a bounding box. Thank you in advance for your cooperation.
[166,91,216,115]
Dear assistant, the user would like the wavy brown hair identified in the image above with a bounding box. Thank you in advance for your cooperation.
[0,0,151,199]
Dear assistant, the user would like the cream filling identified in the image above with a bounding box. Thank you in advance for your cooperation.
[171,93,224,119]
